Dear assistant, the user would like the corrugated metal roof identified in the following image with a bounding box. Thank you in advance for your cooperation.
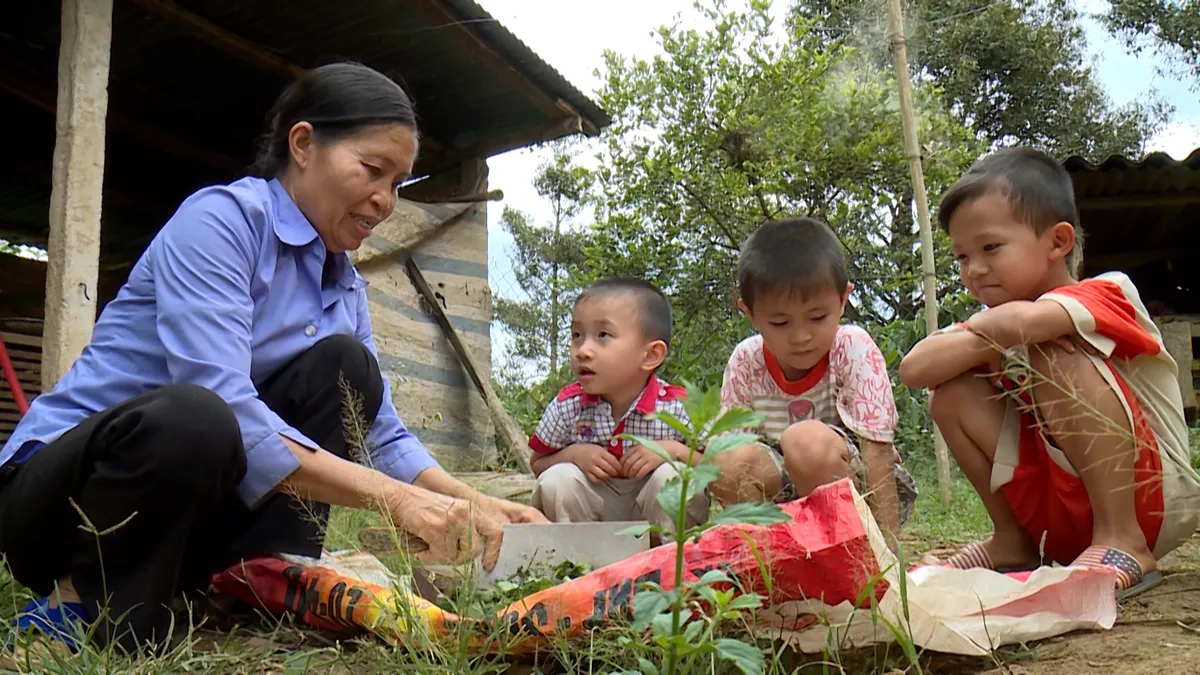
[437,0,609,129]
[1063,147,1200,173]
[1065,147,1200,198]
[0,0,609,264]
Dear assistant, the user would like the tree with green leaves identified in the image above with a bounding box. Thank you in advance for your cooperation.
[493,150,594,375]
[1105,0,1200,83]
[494,0,1182,457]
[790,0,1167,160]
[587,0,981,387]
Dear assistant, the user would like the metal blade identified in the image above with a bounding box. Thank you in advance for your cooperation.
[474,521,650,589]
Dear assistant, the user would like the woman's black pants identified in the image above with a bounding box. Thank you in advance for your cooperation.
[0,335,384,652]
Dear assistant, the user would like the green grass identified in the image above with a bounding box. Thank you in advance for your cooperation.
[902,466,991,555]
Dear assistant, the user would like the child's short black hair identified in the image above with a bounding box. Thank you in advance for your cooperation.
[938,146,1084,276]
[738,218,848,310]
[576,278,672,346]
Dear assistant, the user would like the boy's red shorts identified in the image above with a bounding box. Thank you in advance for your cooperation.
[997,373,1165,566]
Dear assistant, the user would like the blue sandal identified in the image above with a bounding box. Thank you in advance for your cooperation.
[1073,545,1164,602]
[10,597,89,652]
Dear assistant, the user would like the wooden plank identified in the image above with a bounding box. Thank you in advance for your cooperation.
[9,372,38,386]
[10,365,39,378]
[8,357,40,373]
[43,0,113,392]
[0,400,26,414]
[0,332,42,349]
[454,471,535,502]
[351,199,477,269]
[6,353,41,368]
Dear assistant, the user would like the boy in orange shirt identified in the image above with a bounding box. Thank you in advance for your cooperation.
[901,147,1200,598]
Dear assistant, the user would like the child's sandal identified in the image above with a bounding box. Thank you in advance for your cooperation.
[942,541,1041,574]
[8,596,89,652]
[1072,545,1163,602]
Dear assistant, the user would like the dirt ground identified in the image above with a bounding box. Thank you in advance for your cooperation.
[913,534,1200,674]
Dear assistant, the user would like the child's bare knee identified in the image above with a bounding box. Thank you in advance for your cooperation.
[709,444,776,501]
[709,443,762,473]
[780,421,846,476]
[928,373,992,422]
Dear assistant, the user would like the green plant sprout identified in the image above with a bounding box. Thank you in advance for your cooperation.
[616,381,790,675]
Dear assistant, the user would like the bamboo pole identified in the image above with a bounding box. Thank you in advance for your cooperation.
[886,0,952,505]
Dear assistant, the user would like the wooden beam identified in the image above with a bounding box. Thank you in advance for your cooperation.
[120,1,452,157]
[1085,248,1200,270]
[350,200,476,269]
[1079,192,1200,210]
[43,0,113,390]
[0,63,241,174]
[417,115,583,178]
[123,0,305,79]
[4,152,176,220]
[408,0,596,135]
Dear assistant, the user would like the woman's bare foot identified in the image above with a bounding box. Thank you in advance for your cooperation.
[46,577,81,608]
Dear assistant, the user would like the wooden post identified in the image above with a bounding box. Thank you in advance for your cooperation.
[887,0,952,505]
[1158,319,1195,411]
[460,158,501,467]
[43,0,112,391]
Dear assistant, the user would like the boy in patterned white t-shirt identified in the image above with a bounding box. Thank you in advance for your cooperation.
[902,147,1200,599]
[529,279,709,539]
[709,218,918,545]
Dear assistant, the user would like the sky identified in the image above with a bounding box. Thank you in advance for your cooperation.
[475,0,1200,367]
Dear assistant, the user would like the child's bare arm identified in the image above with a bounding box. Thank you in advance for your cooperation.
[861,440,900,551]
[900,330,1001,390]
[964,300,1076,349]
[529,450,558,476]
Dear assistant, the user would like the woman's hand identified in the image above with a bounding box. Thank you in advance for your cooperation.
[388,485,504,569]
[404,466,548,566]
[480,494,549,526]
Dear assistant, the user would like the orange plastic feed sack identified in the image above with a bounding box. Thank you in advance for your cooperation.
[210,478,885,652]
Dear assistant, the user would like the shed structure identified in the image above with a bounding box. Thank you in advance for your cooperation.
[0,0,609,467]
[1065,147,1200,420]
